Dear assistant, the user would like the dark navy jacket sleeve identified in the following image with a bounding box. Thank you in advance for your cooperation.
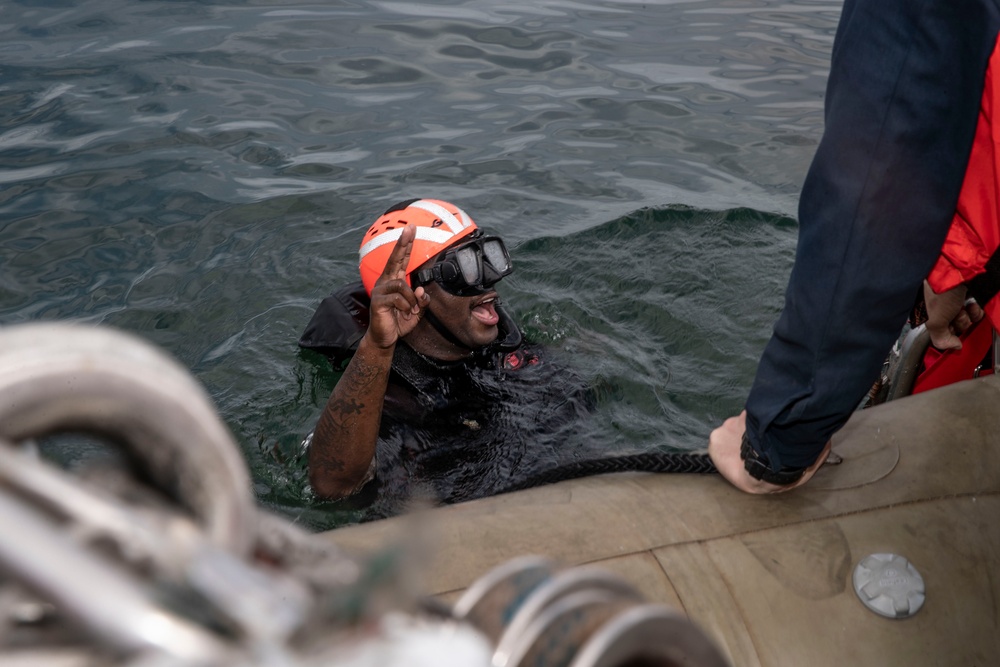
[745,0,1000,469]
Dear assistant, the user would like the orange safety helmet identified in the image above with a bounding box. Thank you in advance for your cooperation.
[358,198,478,295]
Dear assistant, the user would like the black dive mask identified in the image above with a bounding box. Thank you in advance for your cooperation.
[413,231,513,297]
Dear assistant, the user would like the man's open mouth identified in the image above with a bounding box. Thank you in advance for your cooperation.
[471,294,500,326]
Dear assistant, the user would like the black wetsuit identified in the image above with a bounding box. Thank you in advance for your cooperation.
[299,282,595,519]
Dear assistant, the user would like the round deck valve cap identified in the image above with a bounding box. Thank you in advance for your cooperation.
[853,553,925,619]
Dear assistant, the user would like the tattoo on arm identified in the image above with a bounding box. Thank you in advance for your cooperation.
[309,350,390,495]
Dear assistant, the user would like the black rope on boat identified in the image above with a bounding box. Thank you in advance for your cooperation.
[498,451,717,495]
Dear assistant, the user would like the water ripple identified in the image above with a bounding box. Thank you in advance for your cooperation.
[0,0,841,527]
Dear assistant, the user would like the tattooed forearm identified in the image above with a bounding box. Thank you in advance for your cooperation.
[321,395,365,428]
[310,446,345,473]
[308,336,394,499]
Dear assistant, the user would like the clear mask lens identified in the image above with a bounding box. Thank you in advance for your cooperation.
[454,246,482,284]
[414,234,513,296]
[481,239,510,274]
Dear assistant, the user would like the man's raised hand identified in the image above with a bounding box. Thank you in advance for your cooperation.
[367,224,431,349]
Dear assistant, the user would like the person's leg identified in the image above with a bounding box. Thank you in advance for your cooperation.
[746,0,1000,469]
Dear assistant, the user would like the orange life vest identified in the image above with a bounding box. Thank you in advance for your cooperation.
[927,34,1000,328]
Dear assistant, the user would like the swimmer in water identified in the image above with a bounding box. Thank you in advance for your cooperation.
[299,199,588,510]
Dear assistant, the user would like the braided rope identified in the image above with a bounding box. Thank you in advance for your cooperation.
[500,451,717,495]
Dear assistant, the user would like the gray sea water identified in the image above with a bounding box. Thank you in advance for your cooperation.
[0,0,840,528]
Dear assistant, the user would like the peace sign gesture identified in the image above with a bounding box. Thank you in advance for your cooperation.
[367,224,431,349]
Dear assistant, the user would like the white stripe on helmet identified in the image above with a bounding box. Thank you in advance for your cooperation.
[414,226,461,245]
[409,200,471,235]
[359,228,402,261]
[457,207,473,228]
[358,226,457,261]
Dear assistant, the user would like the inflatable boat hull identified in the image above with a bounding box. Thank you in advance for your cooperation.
[327,375,1000,665]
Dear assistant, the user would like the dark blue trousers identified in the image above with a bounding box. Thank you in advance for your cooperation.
[745,0,1000,469]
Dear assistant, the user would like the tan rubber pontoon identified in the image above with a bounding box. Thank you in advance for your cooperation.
[326,374,1000,666]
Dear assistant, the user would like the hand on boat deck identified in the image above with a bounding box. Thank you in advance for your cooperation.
[367,223,431,349]
[923,280,983,351]
[708,411,831,494]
